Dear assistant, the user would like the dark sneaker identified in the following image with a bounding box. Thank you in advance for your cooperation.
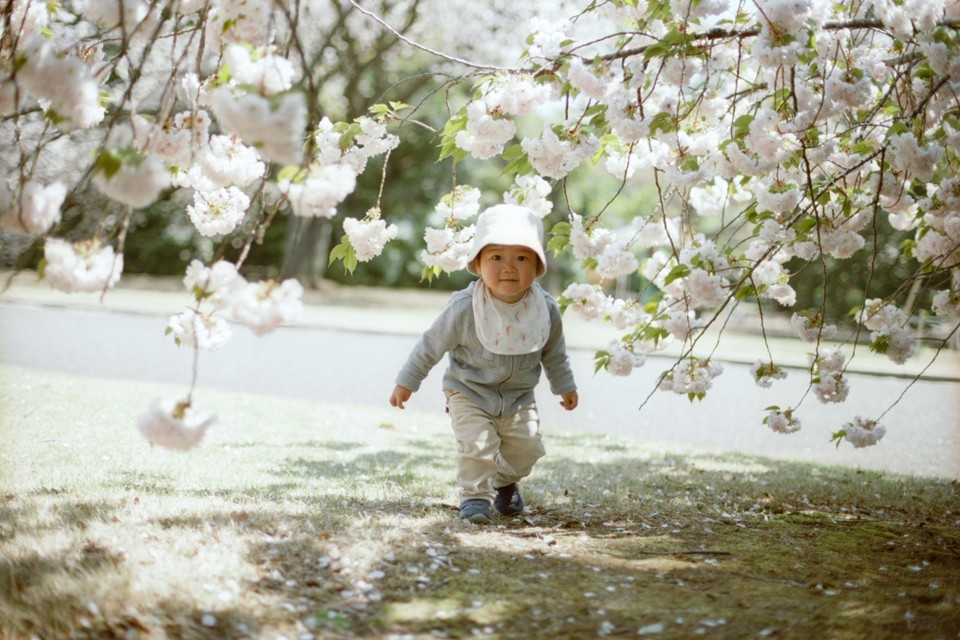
[494,483,525,516]
[460,499,493,524]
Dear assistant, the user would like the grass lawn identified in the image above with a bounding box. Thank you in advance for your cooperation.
[1,363,958,639]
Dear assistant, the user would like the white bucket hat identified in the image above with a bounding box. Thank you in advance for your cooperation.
[466,204,547,277]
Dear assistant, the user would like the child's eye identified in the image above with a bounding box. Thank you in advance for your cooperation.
[517,255,527,261]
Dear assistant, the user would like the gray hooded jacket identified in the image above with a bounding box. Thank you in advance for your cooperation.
[395,281,577,417]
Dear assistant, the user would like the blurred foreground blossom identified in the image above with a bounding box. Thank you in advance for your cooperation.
[0,181,66,235]
[44,238,123,293]
[166,309,232,351]
[137,398,216,451]
[231,277,304,335]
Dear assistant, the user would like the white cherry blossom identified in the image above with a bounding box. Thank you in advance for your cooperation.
[840,416,887,448]
[167,309,232,351]
[137,397,216,451]
[93,155,171,209]
[230,277,304,336]
[282,165,357,219]
[344,215,400,262]
[455,101,516,160]
[765,408,802,434]
[0,181,66,235]
[187,186,250,237]
[44,238,123,294]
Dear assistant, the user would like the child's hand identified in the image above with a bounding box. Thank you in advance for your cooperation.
[559,391,579,411]
[390,385,413,409]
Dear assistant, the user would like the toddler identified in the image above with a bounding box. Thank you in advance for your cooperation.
[390,204,578,523]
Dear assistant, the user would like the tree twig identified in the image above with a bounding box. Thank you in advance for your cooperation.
[345,0,519,72]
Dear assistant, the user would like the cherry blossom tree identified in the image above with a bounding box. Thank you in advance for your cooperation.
[2,0,958,450]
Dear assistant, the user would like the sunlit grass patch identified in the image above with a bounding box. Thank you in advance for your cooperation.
[1,364,959,639]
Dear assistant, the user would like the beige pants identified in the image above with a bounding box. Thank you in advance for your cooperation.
[445,390,546,503]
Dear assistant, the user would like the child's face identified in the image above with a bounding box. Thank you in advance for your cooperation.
[477,244,539,303]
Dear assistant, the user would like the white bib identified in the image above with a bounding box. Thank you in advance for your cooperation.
[472,281,550,355]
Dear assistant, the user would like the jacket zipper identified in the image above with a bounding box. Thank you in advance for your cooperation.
[496,356,516,416]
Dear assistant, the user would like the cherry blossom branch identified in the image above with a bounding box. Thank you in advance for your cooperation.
[345,0,520,72]
[876,321,960,423]
[600,19,960,63]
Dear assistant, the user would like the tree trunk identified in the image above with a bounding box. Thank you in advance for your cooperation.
[283,217,333,288]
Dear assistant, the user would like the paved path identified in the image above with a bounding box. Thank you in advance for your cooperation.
[2,272,958,480]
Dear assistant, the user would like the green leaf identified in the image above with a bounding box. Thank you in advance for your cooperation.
[550,221,571,236]
[420,264,444,284]
[593,351,611,374]
[276,165,305,184]
[850,140,876,155]
[215,62,231,86]
[328,238,358,275]
[732,114,755,139]
[502,144,524,161]
[546,235,570,256]
[502,144,534,177]
[638,325,669,347]
[649,111,676,135]
[735,283,758,300]
[547,221,571,256]
[437,111,469,162]
[661,27,688,45]
[192,284,214,302]
[887,121,910,138]
[899,238,916,259]
[869,334,890,355]
[830,429,846,449]
[643,42,673,62]
[793,216,817,235]
[94,150,124,179]
[663,263,691,286]
[338,122,362,152]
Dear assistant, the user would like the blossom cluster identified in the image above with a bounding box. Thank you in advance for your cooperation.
[838,416,887,449]
[344,210,400,262]
[790,312,838,343]
[560,283,650,331]
[765,408,802,435]
[604,340,646,377]
[810,349,849,405]
[167,259,305,345]
[750,361,787,389]
[858,299,918,365]
[0,181,66,236]
[43,238,123,294]
[137,397,216,452]
[658,357,724,401]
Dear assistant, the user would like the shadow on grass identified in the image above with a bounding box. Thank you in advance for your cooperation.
[276,449,453,486]
[2,447,958,639]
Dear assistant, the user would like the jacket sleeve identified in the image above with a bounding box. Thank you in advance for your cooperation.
[394,296,464,392]
[541,296,577,395]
